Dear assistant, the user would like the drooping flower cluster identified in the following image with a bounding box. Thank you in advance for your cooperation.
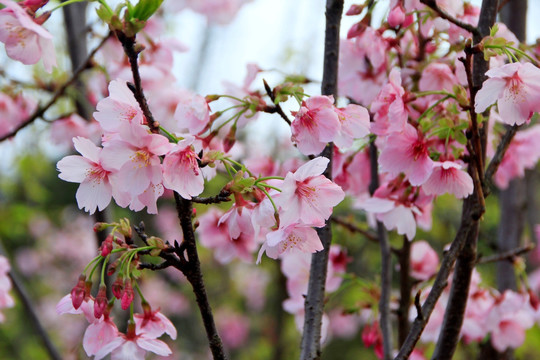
[56,220,176,360]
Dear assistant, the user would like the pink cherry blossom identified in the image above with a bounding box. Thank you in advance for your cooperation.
[0,0,56,72]
[93,80,146,134]
[291,95,340,155]
[83,316,119,357]
[461,288,494,343]
[101,125,171,197]
[0,92,36,138]
[0,255,13,322]
[333,104,370,149]
[198,208,257,264]
[475,62,540,126]
[422,161,474,198]
[333,147,371,198]
[494,125,540,189]
[93,329,172,360]
[275,157,345,228]
[419,62,458,92]
[57,137,114,214]
[170,89,210,135]
[379,123,434,186]
[339,38,386,106]
[162,137,204,199]
[486,290,535,352]
[257,223,323,262]
[370,68,409,136]
[216,309,250,349]
[50,114,100,148]
[360,197,418,240]
[410,240,439,280]
[134,305,177,340]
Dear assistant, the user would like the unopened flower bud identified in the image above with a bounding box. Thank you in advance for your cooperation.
[387,5,405,28]
[112,277,124,299]
[100,235,114,257]
[94,285,108,319]
[93,222,109,232]
[121,280,134,310]
[70,275,87,310]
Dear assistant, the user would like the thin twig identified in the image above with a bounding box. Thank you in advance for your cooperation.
[477,243,534,264]
[192,191,231,204]
[331,216,378,242]
[115,31,159,133]
[0,32,111,142]
[419,0,481,38]
[483,125,519,195]
[263,79,292,125]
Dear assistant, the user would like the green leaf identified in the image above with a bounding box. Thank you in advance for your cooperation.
[131,0,164,21]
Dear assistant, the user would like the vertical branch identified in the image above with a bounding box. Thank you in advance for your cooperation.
[300,1,343,359]
[116,32,226,359]
[173,193,227,360]
[369,141,393,360]
[397,236,412,347]
[431,1,499,359]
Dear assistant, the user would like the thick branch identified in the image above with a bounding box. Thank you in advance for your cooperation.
[174,193,226,360]
[0,33,110,142]
[431,1,499,359]
[300,1,343,359]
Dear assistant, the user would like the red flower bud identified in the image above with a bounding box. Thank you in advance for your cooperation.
[94,285,108,319]
[100,235,114,257]
[121,280,134,310]
[70,275,87,310]
[112,277,124,299]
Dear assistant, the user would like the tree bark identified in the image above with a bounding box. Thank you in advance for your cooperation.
[299,1,343,359]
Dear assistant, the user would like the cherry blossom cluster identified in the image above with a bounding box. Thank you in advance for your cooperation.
[0,256,14,323]
[56,219,176,359]
[339,0,540,242]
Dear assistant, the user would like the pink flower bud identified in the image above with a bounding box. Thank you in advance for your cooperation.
[70,275,87,310]
[387,5,405,28]
[121,280,134,310]
[347,22,366,39]
[346,4,364,16]
[223,126,237,153]
[100,235,114,257]
[112,277,124,299]
[362,321,381,348]
[94,285,108,319]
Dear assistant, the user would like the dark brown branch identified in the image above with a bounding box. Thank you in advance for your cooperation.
[331,216,378,242]
[420,0,481,37]
[118,37,226,358]
[192,191,231,204]
[300,1,343,359]
[431,1,499,359]
[477,244,535,264]
[263,79,292,125]
[115,31,159,133]
[0,33,111,142]
[369,140,392,360]
[173,193,226,359]
[484,125,519,195]
[397,236,412,347]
